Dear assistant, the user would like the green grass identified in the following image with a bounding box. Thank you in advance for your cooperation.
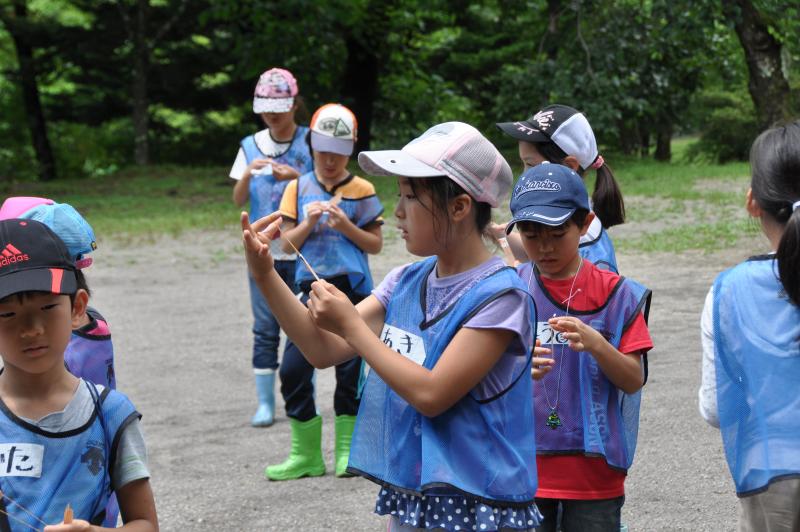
[0,138,756,252]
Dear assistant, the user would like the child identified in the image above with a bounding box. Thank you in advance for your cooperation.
[505,163,652,531]
[0,197,122,528]
[229,67,314,427]
[497,104,624,272]
[0,219,157,531]
[0,197,115,390]
[267,103,383,480]
[699,121,800,530]
[243,121,540,531]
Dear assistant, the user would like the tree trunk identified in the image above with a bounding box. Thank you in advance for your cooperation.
[654,122,672,161]
[722,0,791,129]
[5,1,57,180]
[132,0,150,165]
[341,35,379,153]
[543,0,561,61]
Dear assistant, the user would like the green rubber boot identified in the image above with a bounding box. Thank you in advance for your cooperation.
[265,416,325,481]
[334,415,357,478]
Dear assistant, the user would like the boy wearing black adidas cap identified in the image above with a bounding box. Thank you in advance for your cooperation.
[507,163,652,531]
[497,104,625,273]
[0,219,157,531]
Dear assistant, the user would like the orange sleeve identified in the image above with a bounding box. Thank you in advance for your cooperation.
[279,180,298,221]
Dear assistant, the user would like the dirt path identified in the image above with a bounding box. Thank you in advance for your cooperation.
[89,222,765,531]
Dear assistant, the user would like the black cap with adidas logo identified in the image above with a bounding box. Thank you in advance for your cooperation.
[0,219,77,300]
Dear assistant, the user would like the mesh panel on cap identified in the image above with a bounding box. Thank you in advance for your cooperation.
[440,134,509,206]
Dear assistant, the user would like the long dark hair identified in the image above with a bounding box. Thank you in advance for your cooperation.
[750,121,800,307]
[533,141,625,228]
[408,177,492,245]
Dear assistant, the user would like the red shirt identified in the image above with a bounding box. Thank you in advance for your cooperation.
[535,260,653,499]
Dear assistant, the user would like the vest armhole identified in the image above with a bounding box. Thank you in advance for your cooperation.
[107,411,143,492]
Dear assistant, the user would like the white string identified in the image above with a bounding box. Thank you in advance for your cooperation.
[530,260,583,414]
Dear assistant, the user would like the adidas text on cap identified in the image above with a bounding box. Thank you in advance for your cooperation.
[496,104,599,171]
[309,103,358,156]
[0,219,77,301]
[506,162,591,231]
[358,122,513,208]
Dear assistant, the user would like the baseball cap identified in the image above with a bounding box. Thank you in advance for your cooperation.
[309,103,358,156]
[358,122,512,207]
[496,104,599,171]
[0,197,97,269]
[0,219,77,300]
[506,162,590,232]
[253,68,298,114]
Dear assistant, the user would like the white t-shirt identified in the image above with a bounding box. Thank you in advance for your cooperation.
[580,214,603,244]
[229,129,293,180]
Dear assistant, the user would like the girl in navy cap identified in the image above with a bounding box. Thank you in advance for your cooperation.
[497,104,625,273]
[243,122,541,531]
[699,121,800,530]
[506,162,652,532]
[229,67,314,428]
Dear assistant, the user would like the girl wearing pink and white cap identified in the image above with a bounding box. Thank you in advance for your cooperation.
[229,68,314,428]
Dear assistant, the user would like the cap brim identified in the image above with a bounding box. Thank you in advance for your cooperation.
[0,267,77,301]
[310,131,354,156]
[358,150,447,178]
[496,121,550,142]
[506,205,576,232]
[253,97,294,114]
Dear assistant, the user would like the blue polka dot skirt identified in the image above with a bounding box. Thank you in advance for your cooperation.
[375,488,542,531]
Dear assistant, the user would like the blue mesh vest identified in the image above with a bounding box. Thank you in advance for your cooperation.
[241,126,313,220]
[65,308,115,390]
[348,257,538,506]
[520,262,651,472]
[580,227,618,273]
[0,382,139,528]
[713,255,800,496]
[294,173,383,295]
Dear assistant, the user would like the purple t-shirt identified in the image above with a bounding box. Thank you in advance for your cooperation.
[372,256,532,386]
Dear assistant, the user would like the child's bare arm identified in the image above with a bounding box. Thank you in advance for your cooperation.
[279,206,323,254]
[308,281,513,417]
[325,205,383,254]
[548,316,644,393]
[243,212,384,368]
[42,479,157,532]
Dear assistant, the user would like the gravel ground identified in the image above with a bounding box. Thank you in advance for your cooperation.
[87,223,765,531]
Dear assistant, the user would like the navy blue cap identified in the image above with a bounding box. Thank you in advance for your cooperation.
[506,162,590,232]
[0,219,77,300]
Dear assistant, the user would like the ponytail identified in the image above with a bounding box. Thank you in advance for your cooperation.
[777,208,800,307]
[532,140,626,228]
[591,162,625,228]
[749,120,800,308]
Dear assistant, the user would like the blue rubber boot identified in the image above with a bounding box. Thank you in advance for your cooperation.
[251,370,276,427]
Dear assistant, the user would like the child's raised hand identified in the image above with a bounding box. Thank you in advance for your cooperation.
[305,202,324,225]
[326,204,351,232]
[548,316,603,353]
[246,158,273,177]
[271,162,299,181]
[307,280,360,338]
[241,211,282,279]
[43,519,91,532]
[532,339,554,380]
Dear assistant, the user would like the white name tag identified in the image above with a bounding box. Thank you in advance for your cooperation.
[380,324,426,365]
[0,443,44,478]
[536,321,569,346]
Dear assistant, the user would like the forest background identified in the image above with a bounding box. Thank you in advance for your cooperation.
[0,0,798,210]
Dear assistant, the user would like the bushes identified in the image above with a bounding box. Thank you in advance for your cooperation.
[687,90,759,163]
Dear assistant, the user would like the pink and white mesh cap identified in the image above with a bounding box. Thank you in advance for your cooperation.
[358,122,513,207]
[253,68,298,114]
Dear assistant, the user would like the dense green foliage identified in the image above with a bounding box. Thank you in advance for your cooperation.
[0,0,798,181]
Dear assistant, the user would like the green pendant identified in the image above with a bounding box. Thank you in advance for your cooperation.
[546,409,562,430]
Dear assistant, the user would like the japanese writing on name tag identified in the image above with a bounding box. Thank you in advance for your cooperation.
[0,443,44,477]
[381,324,426,365]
